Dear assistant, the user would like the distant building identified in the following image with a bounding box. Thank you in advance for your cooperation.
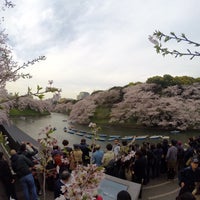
[77,92,90,100]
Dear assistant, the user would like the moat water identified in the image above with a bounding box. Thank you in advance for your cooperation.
[11,112,200,149]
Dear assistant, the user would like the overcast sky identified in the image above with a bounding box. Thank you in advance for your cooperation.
[3,0,200,99]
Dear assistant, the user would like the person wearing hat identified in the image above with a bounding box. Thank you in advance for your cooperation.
[178,157,200,196]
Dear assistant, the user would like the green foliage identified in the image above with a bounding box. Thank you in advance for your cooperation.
[91,106,110,124]
[146,74,200,88]
[9,108,50,116]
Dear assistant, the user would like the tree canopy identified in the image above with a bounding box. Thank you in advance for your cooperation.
[146,74,200,88]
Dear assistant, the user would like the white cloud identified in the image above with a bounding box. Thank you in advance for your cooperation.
[4,0,200,99]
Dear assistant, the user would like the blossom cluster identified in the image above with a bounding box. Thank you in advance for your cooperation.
[68,82,200,130]
[57,164,105,200]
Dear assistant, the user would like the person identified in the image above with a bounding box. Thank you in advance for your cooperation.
[18,143,42,195]
[0,151,18,200]
[54,170,71,199]
[113,139,121,158]
[10,149,38,200]
[132,150,147,199]
[69,144,83,171]
[176,192,196,200]
[92,144,104,166]
[18,142,38,161]
[62,140,72,158]
[102,143,115,167]
[178,157,200,196]
[117,190,131,200]
[79,139,90,165]
[166,139,177,179]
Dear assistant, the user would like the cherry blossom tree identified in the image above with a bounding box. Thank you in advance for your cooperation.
[0,1,60,124]
[68,82,200,130]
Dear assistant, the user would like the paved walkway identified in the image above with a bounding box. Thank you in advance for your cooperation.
[142,175,179,200]
[0,174,180,200]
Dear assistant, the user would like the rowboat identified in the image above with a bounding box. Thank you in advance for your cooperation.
[69,128,78,132]
[121,136,133,141]
[79,130,88,134]
[98,134,107,137]
[135,135,148,140]
[161,136,170,140]
[109,135,121,138]
[67,130,75,134]
[85,134,92,139]
[107,138,115,141]
[170,130,180,134]
[75,132,84,136]
[95,137,107,141]
[149,135,162,139]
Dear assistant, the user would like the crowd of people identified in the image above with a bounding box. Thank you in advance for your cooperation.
[1,134,200,200]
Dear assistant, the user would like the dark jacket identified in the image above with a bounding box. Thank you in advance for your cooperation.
[0,158,13,181]
[54,179,65,199]
[133,156,147,181]
[18,146,38,161]
[10,154,34,179]
[179,166,200,190]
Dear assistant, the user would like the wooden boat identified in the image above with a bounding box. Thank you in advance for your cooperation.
[149,135,162,139]
[161,136,170,140]
[75,132,84,136]
[121,136,133,141]
[135,135,148,140]
[170,130,180,134]
[107,138,115,141]
[95,137,106,141]
[79,130,88,134]
[67,130,75,134]
[98,134,107,137]
[85,134,92,139]
[109,135,121,139]
[68,128,78,132]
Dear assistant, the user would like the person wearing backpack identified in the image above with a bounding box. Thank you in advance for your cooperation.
[102,143,115,175]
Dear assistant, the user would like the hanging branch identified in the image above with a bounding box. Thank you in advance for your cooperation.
[149,30,200,59]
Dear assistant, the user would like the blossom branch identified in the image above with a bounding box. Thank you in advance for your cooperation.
[149,30,200,59]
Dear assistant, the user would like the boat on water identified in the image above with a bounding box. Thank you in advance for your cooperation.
[63,127,67,132]
[75,132,84,136]
[107,138,115,141]
[109,135,121,139]
[95,137,107,141]
[149,135,162,139]
[98,134,107,137]
[161,136,170,140]
[135,135,148,140]
[62,119,67,122]
[121,136,133,141]
[79,130,88,134]
[69,128,78,132]
[170,130,180,134]
[85,134,92,139]
[67,130,75,134]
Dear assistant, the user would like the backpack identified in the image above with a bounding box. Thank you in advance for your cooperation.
[105,159,116,176]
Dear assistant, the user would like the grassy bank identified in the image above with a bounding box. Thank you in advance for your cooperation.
[9,108,50,117]
[91,106,111,124]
